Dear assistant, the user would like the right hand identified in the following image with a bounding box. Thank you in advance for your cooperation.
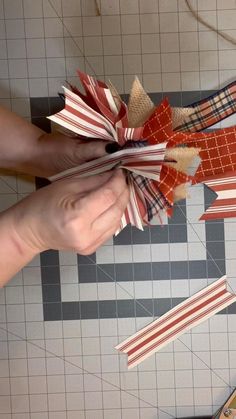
[10,170,129,255]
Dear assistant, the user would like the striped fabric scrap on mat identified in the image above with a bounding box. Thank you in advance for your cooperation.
[200,172,236,220]
[116,276,236,369]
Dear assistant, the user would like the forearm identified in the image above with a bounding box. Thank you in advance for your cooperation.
[0,208,38,287]
[0,105,109,178]
[0,105,46,175]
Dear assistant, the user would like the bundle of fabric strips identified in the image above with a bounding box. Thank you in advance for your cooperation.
[49,71,236,231]
[48,72,236,368]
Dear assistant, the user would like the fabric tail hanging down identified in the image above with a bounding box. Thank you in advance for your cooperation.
[116,276,236,369]
[200,172,236,220]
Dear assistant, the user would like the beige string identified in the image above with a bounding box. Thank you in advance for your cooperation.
[185,0,236,46]
[94,0,236,46]
[94,0,101,16]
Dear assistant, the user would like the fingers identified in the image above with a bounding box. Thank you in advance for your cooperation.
[79,224,119,255]
[40,166,129,256]
[74,140,109,162]
[44,135,111,175]
[75,170,128,220]
[91,178,130,234]
[79,187,129,254]
[58,170,115,195]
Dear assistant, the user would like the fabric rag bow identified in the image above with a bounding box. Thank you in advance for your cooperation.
[48,72,236,367]
[48,71,198,231]
[49,72,236,228]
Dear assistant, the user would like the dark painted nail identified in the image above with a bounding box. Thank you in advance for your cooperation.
[105,142,121,154]
[58,92,65,102]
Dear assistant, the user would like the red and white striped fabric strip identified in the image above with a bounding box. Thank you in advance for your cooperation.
[116,276,236,369]
[119,178,149,232]
[78,72,126,127]
[49,143,167,231]
[117,127,144,145]
[49,143,167,182]
[200,172,236,220]
[124,163,162,180]
[79,71,119,116]
[48,87,117,141]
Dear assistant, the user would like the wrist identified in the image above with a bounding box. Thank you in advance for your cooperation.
[0,207,41,286]
[2,206,41,257]
[0,135,44,177]
[0,132,57,178]
[15,133,51,178]
[19,132,74,178]
[4,199,47,255]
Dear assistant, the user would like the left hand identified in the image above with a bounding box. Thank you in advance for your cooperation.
[35,132,110,178]
[0,105,114,178]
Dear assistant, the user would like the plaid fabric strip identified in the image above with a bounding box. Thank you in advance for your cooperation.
[132,165,190,222]
[125,141,170,222]
[132,174,169,221]
[177,80,236,132]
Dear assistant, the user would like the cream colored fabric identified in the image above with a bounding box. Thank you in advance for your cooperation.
[107,81,122,112]
[172,107,194,130]
[126,76,194,130]
[165,147,200,174]
[172,183,187,202]
[165,147,201,201]
[128,77,155,128]
[52,77,200,203]
[124,79,200,202]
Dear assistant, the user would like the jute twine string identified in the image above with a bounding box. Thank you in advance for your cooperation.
[94,0,236,45]
[185,0,236,46]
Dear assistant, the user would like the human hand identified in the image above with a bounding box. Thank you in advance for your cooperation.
[0,105,119,177]
[35,132,118,177]
[10,170,129,255]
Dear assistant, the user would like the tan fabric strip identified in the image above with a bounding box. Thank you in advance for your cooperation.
[172,107,194,130]
[107,81,122,112]
[128,77,155,128]
[165,147,201,201]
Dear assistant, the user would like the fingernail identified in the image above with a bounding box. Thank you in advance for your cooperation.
[105,142,121,154]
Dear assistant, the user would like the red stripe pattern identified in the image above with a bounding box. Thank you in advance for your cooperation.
[200,172,236,220]
[49,142,189,231]
[116,276,236,369]
[48,71,193,231]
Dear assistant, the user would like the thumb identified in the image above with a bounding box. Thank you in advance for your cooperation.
[76,140,121,162]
